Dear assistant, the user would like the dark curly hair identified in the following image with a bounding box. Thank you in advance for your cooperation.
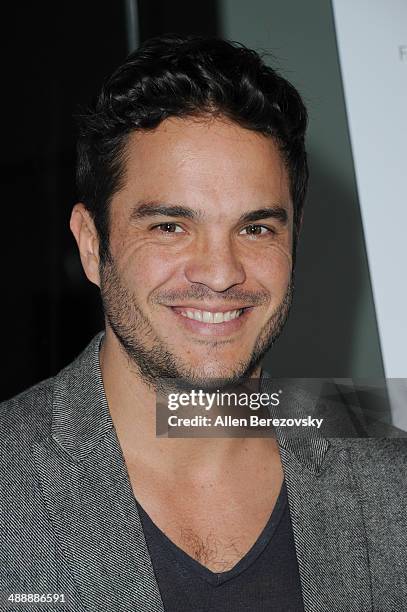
[76,34,308,264]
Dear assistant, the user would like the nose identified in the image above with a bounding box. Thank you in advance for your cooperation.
[184,234,246,292]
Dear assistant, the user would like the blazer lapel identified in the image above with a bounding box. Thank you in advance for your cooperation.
[279,442,373,612]
[32,333,164,612]
[261,375,373,612]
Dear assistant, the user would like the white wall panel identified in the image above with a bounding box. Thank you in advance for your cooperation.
[332,0,407,378]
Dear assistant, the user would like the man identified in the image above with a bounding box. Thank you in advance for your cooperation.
[1,35,406,612]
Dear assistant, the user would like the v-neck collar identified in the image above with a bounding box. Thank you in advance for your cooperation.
[136,479,288,587]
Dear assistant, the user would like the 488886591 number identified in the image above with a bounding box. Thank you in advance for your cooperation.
[1,592,68,608]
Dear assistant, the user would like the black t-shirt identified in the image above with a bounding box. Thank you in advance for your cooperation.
[136,480,305,611]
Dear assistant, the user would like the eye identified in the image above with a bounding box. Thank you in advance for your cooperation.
[152,222,184,233]
[239,224,274,237]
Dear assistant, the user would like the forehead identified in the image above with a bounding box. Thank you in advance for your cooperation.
[117,115,291,217]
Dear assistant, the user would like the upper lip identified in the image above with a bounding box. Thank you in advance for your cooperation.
[168,305,250,313]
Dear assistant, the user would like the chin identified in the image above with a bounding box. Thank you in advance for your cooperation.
[182,356,254,385]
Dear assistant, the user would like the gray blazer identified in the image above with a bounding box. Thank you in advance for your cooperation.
[1,333,407,611]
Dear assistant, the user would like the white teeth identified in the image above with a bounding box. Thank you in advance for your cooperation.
[213,312,224,323]
[179,309,243,323]
[203,311,212,323]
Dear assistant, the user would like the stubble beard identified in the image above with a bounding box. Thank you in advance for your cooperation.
[100,258,294,391]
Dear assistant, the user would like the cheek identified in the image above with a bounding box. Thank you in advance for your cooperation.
[246,243,293,288]
[112,235,182,293]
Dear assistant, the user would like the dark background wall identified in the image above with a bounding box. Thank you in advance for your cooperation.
[1,3,126,399]
[0,1,384,400]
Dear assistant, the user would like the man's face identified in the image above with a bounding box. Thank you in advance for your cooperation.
[100,116,294,387]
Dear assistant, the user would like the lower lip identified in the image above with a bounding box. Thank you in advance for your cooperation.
[169,307,252,336]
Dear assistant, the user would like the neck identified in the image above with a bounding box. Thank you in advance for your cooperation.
[99,326,277,477]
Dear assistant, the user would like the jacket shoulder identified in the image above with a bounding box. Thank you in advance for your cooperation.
[0,333,104,449]
[339,438,407,494]
[344,437,407,462]
[0,377,54,447]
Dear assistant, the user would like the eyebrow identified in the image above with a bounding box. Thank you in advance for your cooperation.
[130,202,201,221]
[130,201,288,225]
[238,207,288,225]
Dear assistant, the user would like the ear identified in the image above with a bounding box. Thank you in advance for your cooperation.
[70,203,101,287]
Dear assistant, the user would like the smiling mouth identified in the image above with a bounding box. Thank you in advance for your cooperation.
[177,308,244,324]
